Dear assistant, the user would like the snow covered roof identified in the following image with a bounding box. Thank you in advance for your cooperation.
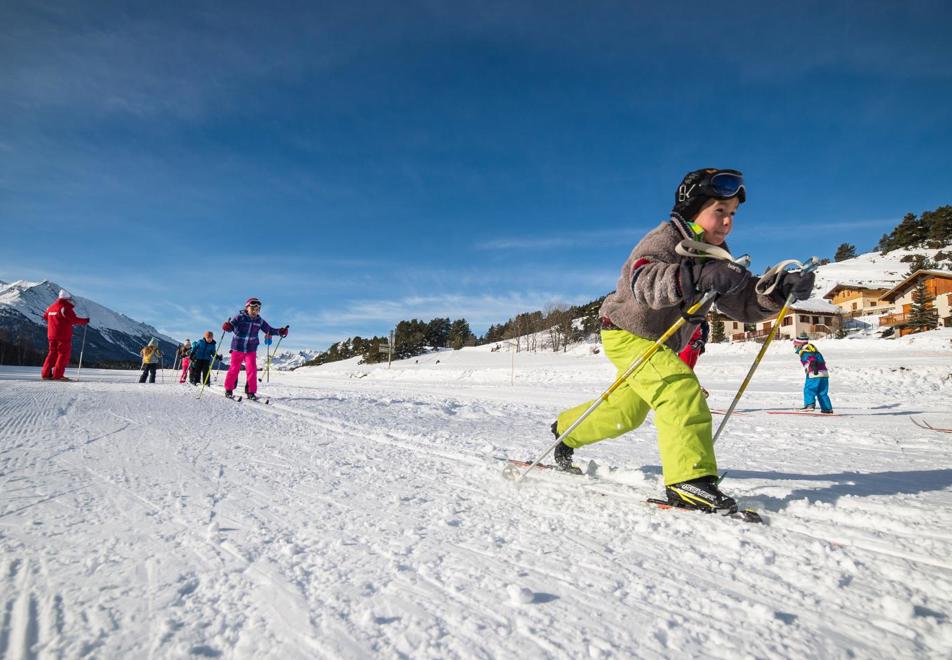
[881,269,952,302]
[789,298,841,313]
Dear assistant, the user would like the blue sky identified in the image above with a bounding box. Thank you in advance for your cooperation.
[2,1,951,351]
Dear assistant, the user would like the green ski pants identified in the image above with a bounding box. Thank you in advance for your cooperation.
[556,329,717,485]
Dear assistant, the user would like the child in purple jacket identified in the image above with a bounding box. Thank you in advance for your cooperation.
[222,297,288,400]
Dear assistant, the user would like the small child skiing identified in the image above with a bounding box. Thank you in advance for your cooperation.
[551,168,815,512]
[176,339,192,383]
[139,339,162,383]
[221,297,288,400]
[792,333,833,413]
[189,331,220,385]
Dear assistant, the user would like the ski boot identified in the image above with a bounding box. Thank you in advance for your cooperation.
[820,409,834,414]
[246,392,258,401]
[665,476,737,513]
[225,390,235,399]
[551,421,583,474]
[799,404,815,411]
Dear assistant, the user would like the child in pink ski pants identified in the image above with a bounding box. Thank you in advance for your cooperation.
[224,351,258,395]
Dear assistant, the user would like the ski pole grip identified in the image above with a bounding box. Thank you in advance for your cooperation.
[800,256,821,274]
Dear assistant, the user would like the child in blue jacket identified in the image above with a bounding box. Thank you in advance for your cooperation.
[792,333,833,413]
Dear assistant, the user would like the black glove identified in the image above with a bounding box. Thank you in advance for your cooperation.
[687,260,752,297]
[690,337,705,352]
[810,360,820,375]
[771,270,815,304]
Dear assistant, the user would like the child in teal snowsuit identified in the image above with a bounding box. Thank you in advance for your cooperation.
[792,334,833,413]
[552,168,815,511]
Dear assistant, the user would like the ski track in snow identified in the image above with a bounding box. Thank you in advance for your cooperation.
[1,330,951,658]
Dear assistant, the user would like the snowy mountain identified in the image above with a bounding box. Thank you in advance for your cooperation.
[268,349,322,370]
[0,279,178,366]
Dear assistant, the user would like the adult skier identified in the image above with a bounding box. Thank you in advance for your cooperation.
[176,339,192,384]
[551,168,814,512]
[138,339,162,383]
[221,297,288,400]
[41,289,90,381]
[188,331,220,385]
[792,333,834,413]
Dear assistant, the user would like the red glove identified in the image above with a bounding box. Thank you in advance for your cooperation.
[222,322,233,332]
[279,326,289,337]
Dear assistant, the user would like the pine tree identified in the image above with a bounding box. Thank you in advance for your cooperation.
[907,277,939,332]
[447,319,474,350]
[834,243,857,262]
[710,314,726,343]
[924,206,952,246]
[902,254,936,276]
[425,318,450,349]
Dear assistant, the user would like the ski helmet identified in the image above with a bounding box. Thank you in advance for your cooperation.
[672,168,746,221]
[245,297,262,308]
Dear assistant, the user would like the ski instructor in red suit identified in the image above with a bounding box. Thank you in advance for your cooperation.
[41,289,90,380]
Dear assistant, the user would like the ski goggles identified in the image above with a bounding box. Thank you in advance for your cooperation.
[706,172,746,200]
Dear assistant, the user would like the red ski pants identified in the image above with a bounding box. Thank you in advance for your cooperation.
[42,339,72,380]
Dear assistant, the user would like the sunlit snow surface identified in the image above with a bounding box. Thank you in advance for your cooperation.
[1,329,951,658]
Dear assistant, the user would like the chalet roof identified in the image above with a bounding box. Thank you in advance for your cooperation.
[821,283,891,300]
[880,269,952,302]
[788,298,841,314]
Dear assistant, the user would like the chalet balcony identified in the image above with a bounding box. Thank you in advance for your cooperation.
[730,323,835,342]
[880,313,911,327]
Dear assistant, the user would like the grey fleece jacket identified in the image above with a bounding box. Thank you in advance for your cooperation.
[599,217,780,352]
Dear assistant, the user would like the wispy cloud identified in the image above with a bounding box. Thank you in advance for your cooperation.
[476,226,651,251]
[292,290,593,331]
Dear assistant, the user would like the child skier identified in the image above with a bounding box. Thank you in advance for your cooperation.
[188,331,220,385]
[221,297,288,400]
[792,333,833,413]
[138,339,162,383]
[176,339,192,383]
[551,168,814,512]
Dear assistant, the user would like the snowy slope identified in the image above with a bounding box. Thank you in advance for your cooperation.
[810,247,945,297]
[2,329,951,657]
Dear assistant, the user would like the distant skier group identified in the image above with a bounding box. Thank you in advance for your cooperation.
[40,293,288,400]
[40,167,837,514]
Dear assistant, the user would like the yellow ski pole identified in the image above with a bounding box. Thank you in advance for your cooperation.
[509,289,718,483]
[712,256,820,444]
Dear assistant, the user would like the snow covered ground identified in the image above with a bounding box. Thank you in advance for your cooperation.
[2,330,952,658]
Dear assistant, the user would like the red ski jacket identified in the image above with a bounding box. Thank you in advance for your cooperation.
[43,299,89,341]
